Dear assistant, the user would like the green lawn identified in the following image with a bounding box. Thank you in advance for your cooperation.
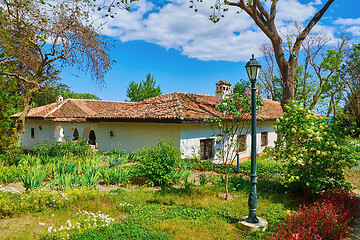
[0,183,300,240]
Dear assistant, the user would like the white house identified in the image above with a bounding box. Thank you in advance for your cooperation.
[11,81,283,161]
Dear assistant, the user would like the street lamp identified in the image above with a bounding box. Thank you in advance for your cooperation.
[245,54,261,224]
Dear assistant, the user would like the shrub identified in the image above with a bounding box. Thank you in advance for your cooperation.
[266,189,360,240]
[69,223,173,240]
[269,101,359,194]
[33,139,93,159]
[0,165,29,183]
[138,139,181,188]
[320,188,360,221]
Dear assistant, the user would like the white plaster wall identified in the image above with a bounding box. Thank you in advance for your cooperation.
[179,121,278,160]
[22,119,277,159]
[180,123,217,158]
[88,122,181,152]
[22,120,181,153]
[21,119,54,149]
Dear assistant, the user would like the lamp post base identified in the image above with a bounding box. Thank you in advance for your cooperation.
[238,216,268,232]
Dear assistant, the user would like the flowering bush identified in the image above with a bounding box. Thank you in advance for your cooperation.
[266,189,360,240]
[320,189,360,221]
[269,101,359,194]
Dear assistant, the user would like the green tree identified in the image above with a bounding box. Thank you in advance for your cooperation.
[0,0,111,144]
[205,83,263,200]
[342,44,360,124]
[58,88,100,101]
[192,0,335,110]
[126,73,162,102]
[0,76,21,157]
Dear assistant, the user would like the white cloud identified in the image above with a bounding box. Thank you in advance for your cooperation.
[93,0,353,62]
[334,17,360,25]
[346,26,360,36]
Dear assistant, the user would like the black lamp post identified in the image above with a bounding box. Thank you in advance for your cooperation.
[245,54,261,223]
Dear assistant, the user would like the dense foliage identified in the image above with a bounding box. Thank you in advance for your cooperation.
[126,73,162,102]
[269,101,359,194]
[266,189,360,240]
[138,139,181,188]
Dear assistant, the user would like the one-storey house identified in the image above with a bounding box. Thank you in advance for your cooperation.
[11,81,283,160]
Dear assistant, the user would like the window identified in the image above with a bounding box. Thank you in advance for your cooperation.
[261,132,268,147]
[31,128,34,139]
[237,134,247,152]
[200,139,214,160]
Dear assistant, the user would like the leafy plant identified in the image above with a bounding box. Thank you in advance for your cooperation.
[100,167,130,186]
[204,83,264,200]
[138,139,181,188]
[69,223,172,240]
[266,189,359,240]
[269,101,359,195]
[34,139,93,159]
[77,167,100,187]
[0,164,29,183]
[199,173,207,186]
[21,166,47,191]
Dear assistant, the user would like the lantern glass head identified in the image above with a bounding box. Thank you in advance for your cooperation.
[245,54,262,81]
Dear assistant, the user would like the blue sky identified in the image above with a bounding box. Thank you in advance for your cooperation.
[60,0,360,102]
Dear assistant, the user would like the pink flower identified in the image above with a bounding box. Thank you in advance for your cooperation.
[245,88,251,96]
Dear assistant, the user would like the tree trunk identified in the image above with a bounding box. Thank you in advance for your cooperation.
[280,64,296,110]
[15,84,40,146]
[225,173,229,201]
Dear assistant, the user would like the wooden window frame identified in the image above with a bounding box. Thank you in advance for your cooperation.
[261,132,268,147]
[200,138,214,160]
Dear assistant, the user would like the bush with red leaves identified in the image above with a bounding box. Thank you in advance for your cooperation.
[265,189,360,240]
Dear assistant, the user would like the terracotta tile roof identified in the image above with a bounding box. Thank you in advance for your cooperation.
[10,93,283,122]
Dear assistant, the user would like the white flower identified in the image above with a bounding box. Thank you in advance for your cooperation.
[48,226,53,233]
[39,223,45,226]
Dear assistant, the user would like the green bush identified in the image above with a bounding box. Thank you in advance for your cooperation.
[138,139,181,188]
[33,139,93,159]
[69,223,172,240]
[0,165,29,183]
[269,101,360,194]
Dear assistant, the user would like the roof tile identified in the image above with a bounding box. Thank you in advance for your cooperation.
[10,93,283,122]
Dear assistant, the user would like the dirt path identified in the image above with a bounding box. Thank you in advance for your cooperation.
[345,189,360,240]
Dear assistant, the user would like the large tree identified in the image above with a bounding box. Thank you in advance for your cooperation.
[342,44,360,124]
[193,0,335,110]
[0,0,111,143]
[259,33,349,116]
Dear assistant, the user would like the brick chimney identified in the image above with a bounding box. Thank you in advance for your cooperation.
[215,80,232,108]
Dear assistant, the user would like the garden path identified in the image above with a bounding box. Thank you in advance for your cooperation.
[345,189,360,240]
